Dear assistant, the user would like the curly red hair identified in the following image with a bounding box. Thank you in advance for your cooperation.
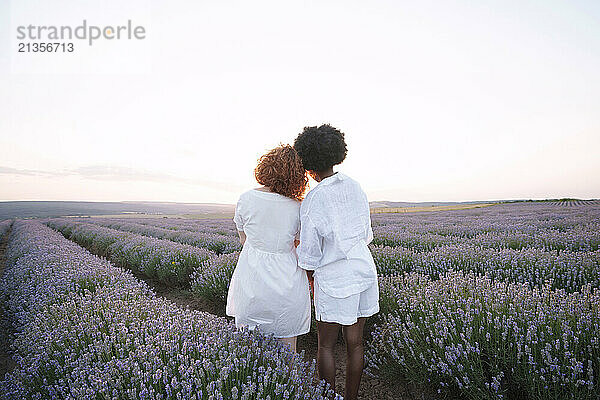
[254,145,308,201]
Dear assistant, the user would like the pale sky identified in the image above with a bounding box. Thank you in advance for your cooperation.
[1,0,599,204]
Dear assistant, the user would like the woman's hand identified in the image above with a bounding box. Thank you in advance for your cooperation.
[238,231,247,245]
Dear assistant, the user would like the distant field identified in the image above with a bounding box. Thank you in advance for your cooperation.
[3,200,596,219]
[371,202,497,213]
[179,213,234,219]
[0,201,235,219]
[88,212,234,220]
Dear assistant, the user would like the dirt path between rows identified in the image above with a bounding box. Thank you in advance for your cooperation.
[0,225,16,379]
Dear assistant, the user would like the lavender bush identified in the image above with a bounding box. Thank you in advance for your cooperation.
[191,252,240,303]
[367,271,600,399]
[78,218,241,254]
[0,221,339,399]
[370,244,600,293]
[47,219,216,286]
[126,217,238,237]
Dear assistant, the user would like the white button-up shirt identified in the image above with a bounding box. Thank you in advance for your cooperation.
[297,172,378,298]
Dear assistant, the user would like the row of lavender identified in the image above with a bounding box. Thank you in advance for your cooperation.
[367,271,600,399]
[371,229,600,252]
[130,217,238,236]
[47,219,215,286]
[546,200,599,206]
[73,216,239,236]
[47,219,239,304]
[372,202,600,250]
[46,219,237,309]
[0,221,338,399]
[370,243,600,293]
[68,218,242,254]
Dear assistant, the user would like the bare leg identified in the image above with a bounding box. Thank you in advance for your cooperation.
[278,336,297,353]
[317,320,341,391]
[342,317,366,400]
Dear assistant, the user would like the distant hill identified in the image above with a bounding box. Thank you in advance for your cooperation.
[0,201,235,219]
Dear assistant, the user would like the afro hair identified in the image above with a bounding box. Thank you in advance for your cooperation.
[293,124,347,172]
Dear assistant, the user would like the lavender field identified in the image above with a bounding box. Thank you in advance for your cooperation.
[1,201,599,399]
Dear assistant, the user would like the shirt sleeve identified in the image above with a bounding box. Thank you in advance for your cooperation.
[366,215,374,244]
[233,196,245,231]
[363,190,373,244]
[297,213,323,270]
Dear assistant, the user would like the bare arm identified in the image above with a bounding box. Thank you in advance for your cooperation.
[237,231,246,245]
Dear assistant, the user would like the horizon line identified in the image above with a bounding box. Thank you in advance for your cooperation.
[1,198,598,205]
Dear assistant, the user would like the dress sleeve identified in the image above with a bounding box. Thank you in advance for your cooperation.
[233,195,245,231]
[297,213,323,270]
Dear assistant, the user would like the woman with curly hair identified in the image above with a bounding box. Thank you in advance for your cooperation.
[226,145,311,352]
[294,124,379,400]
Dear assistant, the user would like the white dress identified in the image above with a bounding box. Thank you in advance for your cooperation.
[226,189,311,338]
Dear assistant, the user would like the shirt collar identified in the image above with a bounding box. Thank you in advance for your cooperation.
[316,172,345,187]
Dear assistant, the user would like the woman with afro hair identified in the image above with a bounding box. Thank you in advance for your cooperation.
[226,145,311,353]
[294,124,379,400]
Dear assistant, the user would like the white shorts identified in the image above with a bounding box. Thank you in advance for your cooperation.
[314,279,380,326]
